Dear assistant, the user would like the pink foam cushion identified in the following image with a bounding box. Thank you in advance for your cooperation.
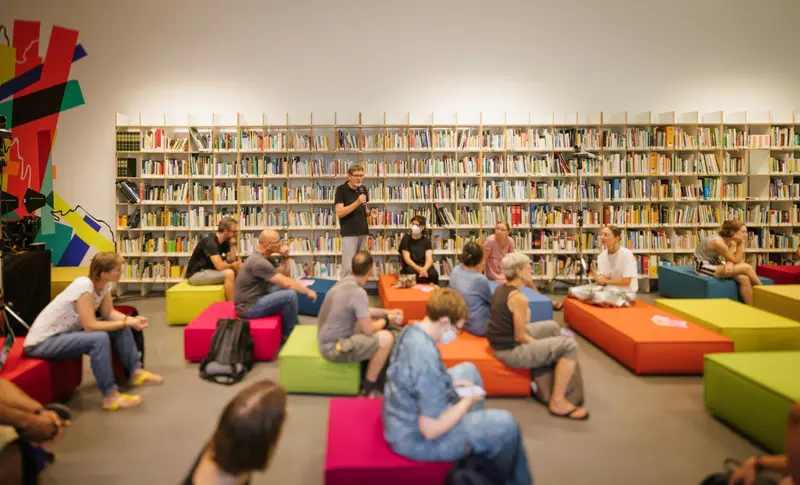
[325,397,451,485]
[183,302,281,362]
[757,265,800,285]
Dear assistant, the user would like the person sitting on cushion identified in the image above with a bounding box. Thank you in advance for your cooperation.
[318,251,403,397]
[185,217,242,301]
[488,252,589,421]
[567,225,638,308]
[398,216,438,285]
[234,229,317,345]
[183,379,287,485]
[448,241,493,336]
[485,221,562,310]
[382,288,533,484]
[693,219,761,305]
[23,252,163,411]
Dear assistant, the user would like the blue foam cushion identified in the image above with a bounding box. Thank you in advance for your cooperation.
[487,281,554,323]
[657,265,773,301]
[297,278,337,317]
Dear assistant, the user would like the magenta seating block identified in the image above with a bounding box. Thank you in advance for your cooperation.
[325,397,451,485]
[183,302,281,362]
[757,265,800,285]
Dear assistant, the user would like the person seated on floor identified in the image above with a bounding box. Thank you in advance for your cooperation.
[234,229,317,345]
[185,217,242,301]
[448,241,493,336]
[23,252,163,412]
[489,252,589,421]
[183,379,287,485]
[383,288,532,484]
[398,215,439,285]
[727,401,799,485]
[485,221,562,310]
[318,251,402,397]
[0,378,69,485]
[567,225,638,308]
[694,219,762,305]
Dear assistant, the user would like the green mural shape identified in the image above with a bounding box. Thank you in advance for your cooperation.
[34,221,73,264]
[0,80,85,124]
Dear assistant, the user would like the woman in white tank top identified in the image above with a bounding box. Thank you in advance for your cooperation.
[693,220,762,305]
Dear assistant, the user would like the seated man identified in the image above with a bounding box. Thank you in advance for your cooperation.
[398,216,439,285]
[235,230,317,344]
[0,378,69,485]
[728,401,799,485]
[567,225,638,308]
[488,251,589,421]
[185,217,242,301]
[317,251,403,397]
[448,241,493,336]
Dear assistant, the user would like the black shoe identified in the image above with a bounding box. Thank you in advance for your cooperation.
[359,387,382,398]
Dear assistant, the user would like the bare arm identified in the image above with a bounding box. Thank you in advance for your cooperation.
[710,238,743,264]
[209,254,236,271]
[418,398,475,440]
[335,200,362,219]
[98,292,127,322]
[77,293,129,332]
[0,379,41,414]
[227,241,239,263]
[269,273,315,298]
[358,317,376,336]
[423,249,434,272]
[508,292,533,344]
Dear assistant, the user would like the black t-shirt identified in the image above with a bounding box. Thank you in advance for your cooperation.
[399,234,432,269]
[186,233,231,278]
[334,183,368,237]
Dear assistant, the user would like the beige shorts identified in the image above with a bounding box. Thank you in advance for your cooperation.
[321,333,380,363]
[188,269,226,285]
[493,321,579,369]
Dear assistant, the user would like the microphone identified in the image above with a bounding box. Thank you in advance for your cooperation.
[572,145,598,159]
[356,185,369,203]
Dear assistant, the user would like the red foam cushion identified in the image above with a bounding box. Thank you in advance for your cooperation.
[1,338,53,404]
[325,397,451,485]
[378,275,432,324]
[757,265,800,285]
[563,299,734,375]
[438,333,530,397]
[184,302,281,362]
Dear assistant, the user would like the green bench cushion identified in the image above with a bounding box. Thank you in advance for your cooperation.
[705,352,800,453]
[279,325,360,396]
[165,280,226,325]
[654,299,800,352]
[754,285,800,324]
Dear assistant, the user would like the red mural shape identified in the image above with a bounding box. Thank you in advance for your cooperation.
[9,20,79,216]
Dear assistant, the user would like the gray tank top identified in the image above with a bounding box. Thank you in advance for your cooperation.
[694,235,723,264]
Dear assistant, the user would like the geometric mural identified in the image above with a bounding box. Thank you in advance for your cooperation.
[1,20,114,266]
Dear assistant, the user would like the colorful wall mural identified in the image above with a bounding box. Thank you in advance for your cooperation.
[0,19,114,266]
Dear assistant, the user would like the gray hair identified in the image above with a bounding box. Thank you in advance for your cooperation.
[500,251,531,281]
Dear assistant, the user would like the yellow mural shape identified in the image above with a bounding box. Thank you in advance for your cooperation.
[0,44,14,84]
[52,192,114,252]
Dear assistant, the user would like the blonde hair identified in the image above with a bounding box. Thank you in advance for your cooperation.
[89,252,123,281]
[426,288,468,324]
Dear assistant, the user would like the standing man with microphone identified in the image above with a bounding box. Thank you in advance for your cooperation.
[335,163,377,278]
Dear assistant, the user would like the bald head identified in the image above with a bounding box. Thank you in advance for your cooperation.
[258,230,281,254]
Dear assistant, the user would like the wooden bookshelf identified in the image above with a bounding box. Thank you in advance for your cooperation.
[114,111,800,294]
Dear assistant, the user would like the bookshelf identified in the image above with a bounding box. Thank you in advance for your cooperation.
[114,111,800,295]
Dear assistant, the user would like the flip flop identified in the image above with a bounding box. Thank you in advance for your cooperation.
[549,406,589,421]
[131,370,164,386]
[553,301,564,311]
[104,393,142,412]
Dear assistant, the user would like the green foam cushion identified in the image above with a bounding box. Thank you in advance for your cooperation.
[165,280,226,325]
[754,285,800,323]
[279,325,360,396]
[654,299,800,352]
[705,352,800,453]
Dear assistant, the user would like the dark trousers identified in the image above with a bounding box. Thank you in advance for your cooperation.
[400,265,440,285]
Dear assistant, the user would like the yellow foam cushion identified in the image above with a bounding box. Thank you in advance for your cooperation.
[165,280,225,326]
[50,267,89,300]
[754,285,800,323]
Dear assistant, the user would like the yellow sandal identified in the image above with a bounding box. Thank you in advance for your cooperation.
[104,393,142,412]
[132,370,164,386]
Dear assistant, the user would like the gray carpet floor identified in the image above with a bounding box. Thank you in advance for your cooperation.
[38,293,762,485]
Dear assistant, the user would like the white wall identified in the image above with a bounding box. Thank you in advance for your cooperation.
[4,0,800,228]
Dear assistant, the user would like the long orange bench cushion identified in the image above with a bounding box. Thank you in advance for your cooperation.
[437,332,530,397]
[563,298,734,375]
[378,274,433,324]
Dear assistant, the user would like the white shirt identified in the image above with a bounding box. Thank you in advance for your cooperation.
[597,247,638,293]
[24,277,110,347]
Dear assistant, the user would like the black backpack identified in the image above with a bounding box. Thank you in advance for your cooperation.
[444,454,507,485]
[199,318,254,385]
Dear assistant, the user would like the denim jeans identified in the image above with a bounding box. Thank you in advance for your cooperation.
[390,363,533,485]
[24,328,142,397]
[242,286,299,339]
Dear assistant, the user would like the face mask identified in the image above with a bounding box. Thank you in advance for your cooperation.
[437,317,457,344]
[411,225,422,235]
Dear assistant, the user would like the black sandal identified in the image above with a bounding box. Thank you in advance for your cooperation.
[548,406,589,421]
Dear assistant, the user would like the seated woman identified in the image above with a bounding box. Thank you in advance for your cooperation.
[398,215,439,285]
[383,288,532,485]
[489,252,589,421]
[23,252,163,411]
[694,219,761,305]
[184,379,287,485]
[448,241,493,336]
[484,221,562,310]
[567,225,638,308]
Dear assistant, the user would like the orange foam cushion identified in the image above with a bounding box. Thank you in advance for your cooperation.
[378,274,432,324]
[563,298,734,374]
[437,332,530,397]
